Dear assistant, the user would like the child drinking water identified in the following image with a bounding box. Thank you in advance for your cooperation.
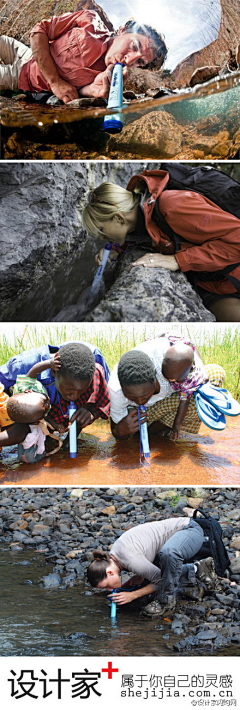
[0,353,62,462]
[161,335,210,440]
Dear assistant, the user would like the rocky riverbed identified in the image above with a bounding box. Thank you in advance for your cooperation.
[1,486,240,655]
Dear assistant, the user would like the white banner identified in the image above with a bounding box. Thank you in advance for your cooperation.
[0,656,239,708]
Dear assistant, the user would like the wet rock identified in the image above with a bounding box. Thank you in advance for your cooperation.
[66,550,83,559]
[187,497,203,509]
[174,497,188,513]
[229,509,240,521]
[32,524,51,537]
[196,629,218,640]
[108,111,183,158]
[9,520,28,530]
[215,593,232,605]
[59,523,70,534]
[88,248,215,322]
[101,505,116,516]
[0,497,14,506]
[38,150,56,160]
[41,573,61,588]
[192,135,222,154]
[211,608,227,616]
[70,489,85,499]
[189,66,221,87]
[230,559,240,574]
[13,531,29,542]
[212,141,232,157]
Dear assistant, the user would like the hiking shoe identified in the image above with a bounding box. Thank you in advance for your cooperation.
[196,557,217,590]
[141,598,176,618]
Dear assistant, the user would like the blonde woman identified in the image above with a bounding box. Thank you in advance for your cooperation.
[82,169,240,322]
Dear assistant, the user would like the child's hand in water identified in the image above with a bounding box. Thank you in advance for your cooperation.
[69,406,94,428]
[50,421,68,434]
[50,352,61,373]
[95,248,118,266]
[168,424,181,441]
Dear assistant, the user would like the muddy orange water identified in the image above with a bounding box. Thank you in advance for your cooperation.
[0,418,240,486]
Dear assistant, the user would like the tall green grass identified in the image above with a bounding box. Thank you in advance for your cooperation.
[0,324,240,397]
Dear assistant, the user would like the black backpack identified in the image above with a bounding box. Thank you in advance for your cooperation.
[152,163,240,291]
[188,508,231,577]
[161,163,240,219]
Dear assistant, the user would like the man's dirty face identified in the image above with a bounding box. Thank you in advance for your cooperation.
[105,33,156,68]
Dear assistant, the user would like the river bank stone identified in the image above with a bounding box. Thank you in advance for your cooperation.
[107,111,183,158]
[87,248,215,322]
[41,573,61,589]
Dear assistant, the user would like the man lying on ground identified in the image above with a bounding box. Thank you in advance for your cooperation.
[0,10,167,103]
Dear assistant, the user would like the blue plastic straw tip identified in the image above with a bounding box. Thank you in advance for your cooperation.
[69,452,77,459]
[103,117,123,134]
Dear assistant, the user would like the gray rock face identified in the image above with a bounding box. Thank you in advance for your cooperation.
[87,248,215,322]
[0,161,152,321]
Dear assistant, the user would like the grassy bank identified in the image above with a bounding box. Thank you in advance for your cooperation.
[0,324,240,397]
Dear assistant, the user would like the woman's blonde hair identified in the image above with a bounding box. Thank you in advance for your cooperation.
[82,182,144,238]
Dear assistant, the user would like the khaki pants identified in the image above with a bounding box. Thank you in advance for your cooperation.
[147,364,226,434]
[0,35,32,90]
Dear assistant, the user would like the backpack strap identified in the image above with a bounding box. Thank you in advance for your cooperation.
[152,199,184,252]
[192,508,210,520]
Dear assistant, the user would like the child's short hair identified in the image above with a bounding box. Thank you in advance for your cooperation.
[118,350,155,387]
[58,343,95,382]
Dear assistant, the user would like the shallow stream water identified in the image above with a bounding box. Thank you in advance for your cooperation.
[0,547,238,657]
[0,419,239,486]
[1,72,240,160]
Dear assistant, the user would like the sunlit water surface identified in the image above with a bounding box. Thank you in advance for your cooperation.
[0,419,239,486]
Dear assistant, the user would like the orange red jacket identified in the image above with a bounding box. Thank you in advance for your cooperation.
[127,170,240,296]
[19,10,111,93]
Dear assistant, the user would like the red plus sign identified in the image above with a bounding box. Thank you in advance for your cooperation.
[102,661,119,679]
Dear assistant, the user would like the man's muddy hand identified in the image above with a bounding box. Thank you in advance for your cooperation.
[50,79,79,103]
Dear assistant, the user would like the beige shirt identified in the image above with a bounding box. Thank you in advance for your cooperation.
[109,337,173,424]
[111,517,190,590]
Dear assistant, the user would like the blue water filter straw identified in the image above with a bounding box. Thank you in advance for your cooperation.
[104,63,123,134]
[68,401,77,459]
[111,590,117,618]
[90,243,112,295]
[138,405,151,464]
